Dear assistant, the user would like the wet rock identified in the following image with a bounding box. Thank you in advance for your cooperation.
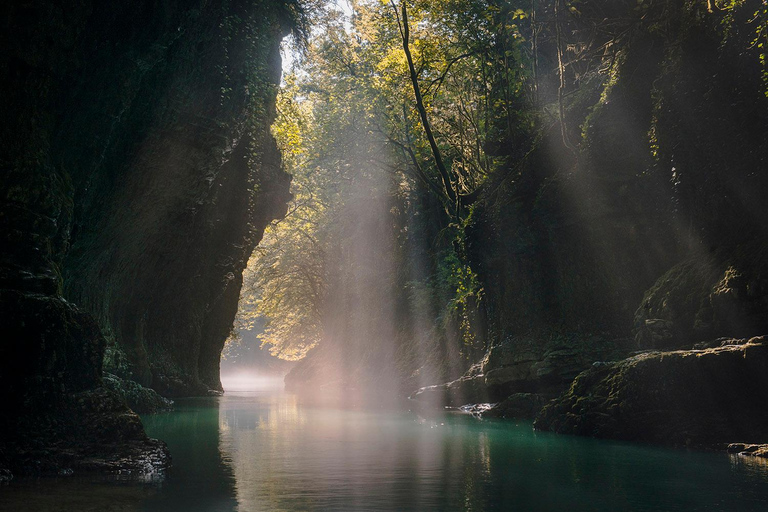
[459,403,496,417]
[535,338,768,447]
[727,443,768,458]
[482,393,546,420]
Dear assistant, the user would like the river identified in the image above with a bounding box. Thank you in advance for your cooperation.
[2,388,768,511]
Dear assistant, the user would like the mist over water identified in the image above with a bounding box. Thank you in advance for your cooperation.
[5,389,768,512]
[220,324,295,392]
[220,372,285,392]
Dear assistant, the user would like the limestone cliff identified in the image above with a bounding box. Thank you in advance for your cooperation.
[404,3,768,447]
[1,0,295,475]
[427,0,768,408]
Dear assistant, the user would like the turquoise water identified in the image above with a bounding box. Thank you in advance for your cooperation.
[2,389,768,511]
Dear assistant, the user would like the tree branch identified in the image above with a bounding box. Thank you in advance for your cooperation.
[395,1,458,212]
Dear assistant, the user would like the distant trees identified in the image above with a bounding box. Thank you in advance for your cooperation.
[229,0,768,384]
[235,0,538,362]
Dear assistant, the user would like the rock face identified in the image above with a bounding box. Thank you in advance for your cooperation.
[412,1,768,441]
[534,338,768,447]
[482,393,546,420]
[467,0,768,378]
[633,244,768,350]
[411,333,632,408]
[0,386,170,477]
[1,0,295,475]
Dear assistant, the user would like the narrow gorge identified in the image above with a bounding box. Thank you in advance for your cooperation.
[2,0,768,510]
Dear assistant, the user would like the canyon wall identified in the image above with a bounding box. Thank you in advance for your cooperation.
[412,1,768,438]
[1,0,294,475]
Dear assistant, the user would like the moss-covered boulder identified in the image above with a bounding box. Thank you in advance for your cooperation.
[534,337,768,446]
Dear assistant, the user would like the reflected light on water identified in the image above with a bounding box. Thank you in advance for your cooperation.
[4,391,768,512]
[730,453,768,479]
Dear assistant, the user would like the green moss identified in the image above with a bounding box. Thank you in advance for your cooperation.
[102,374,173,414]
[536,339,768,446]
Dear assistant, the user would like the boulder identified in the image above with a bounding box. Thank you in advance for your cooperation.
[535,337,768,447]
[411,332,632,409]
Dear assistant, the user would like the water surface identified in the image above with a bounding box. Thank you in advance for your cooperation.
[3,389,768,511]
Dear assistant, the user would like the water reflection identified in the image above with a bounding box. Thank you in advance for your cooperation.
[202,392,768,511]
[3,391,768,511]
[141,397,237,512]
[0,477,158,512]
[730,453,768,481]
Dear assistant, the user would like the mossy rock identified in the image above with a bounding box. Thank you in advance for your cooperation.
[535,337,768,447]
[634,243,768,349]
[103,373,173,414]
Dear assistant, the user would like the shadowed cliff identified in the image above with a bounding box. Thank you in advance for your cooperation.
[1,0,297,476]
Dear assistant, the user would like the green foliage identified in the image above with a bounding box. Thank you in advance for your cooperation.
[237,75,326,360]
[236,0,538,365]
[749,2,768,96]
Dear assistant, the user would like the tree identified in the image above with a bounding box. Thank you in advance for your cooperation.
[236,0,536,365]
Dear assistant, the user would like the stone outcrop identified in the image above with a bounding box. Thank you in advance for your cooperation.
[0,380,170,477]
[103,374,173,414]
[534,337,768,447]
[727,444,768,459]
[633,244,768,350]
[482,334,632,395]
[411,332,632,408]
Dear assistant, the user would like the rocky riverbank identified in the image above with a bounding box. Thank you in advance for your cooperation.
[534,337,768,447]
[0,387,169,479]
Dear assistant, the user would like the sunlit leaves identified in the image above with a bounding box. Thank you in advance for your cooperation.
[237,0,536,360]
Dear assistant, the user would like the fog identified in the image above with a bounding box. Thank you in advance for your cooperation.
[220,371,286,392]
[221,326,295,392]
